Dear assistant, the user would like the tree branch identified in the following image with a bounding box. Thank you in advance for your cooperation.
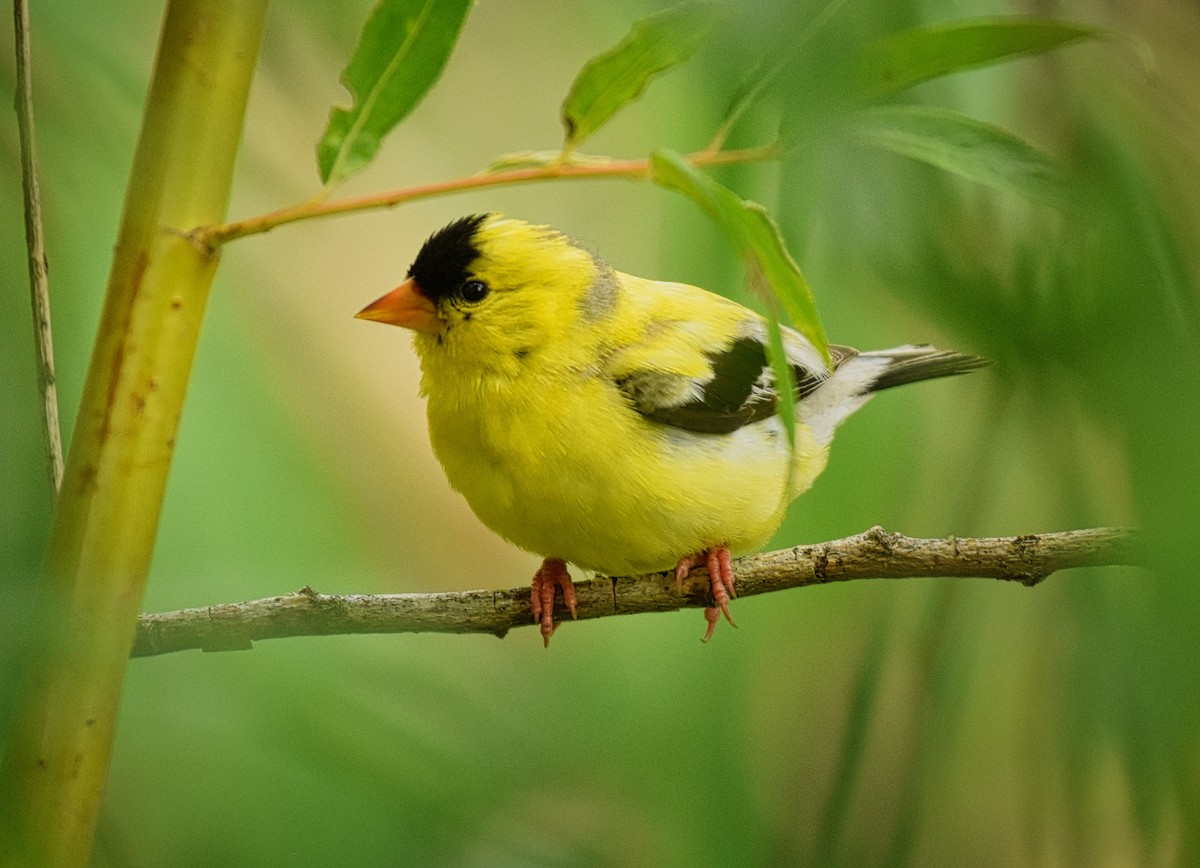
[194,143,781,248]
[132,526,1138,658]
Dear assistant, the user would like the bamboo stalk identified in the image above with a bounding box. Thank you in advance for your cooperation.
[0,3,269,864]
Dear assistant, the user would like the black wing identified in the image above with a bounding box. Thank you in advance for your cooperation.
[617,337,855,435]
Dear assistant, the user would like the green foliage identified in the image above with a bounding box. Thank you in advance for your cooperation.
[6,0,1199,866]
[763,314,799,453]
[560,2,726,150]
[313,3,1096,355]
[650,146,830,447]
[856,16,1098,101]
[317,0,472,185]
[852,104,1076,208]
[649,150,826,358]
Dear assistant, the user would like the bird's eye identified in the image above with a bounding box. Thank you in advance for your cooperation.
[459,279,489,303]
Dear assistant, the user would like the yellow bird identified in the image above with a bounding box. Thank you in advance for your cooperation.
[358,214,986,644]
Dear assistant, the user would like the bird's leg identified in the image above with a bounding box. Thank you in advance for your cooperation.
[530,558,576,648]
[674,546,737,642]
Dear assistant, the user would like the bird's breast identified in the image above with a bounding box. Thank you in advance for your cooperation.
[419,359,821,575]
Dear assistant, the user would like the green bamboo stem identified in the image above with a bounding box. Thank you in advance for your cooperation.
[0,2,269,864]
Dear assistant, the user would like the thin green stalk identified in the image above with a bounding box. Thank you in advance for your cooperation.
[0,2,269,865]
[810,611,891,866]
[881,583,966,868]
[13,0,63,495]
[881,386,1012,868]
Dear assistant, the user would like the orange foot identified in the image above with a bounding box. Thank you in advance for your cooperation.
[530,558,577,648]
[675,547,737,642]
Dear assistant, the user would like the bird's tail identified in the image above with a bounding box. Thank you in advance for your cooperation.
[856,345,991,392]
[801,345,989,444]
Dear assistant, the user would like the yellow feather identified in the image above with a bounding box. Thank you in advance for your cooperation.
[359,214,985,643]
[409,215,829,575]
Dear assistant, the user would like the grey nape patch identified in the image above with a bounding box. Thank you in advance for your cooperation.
[579,256,619,321]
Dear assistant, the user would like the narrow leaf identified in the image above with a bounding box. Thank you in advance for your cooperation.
[483,149,616,172]
[853,104,1076,208]
[562,2,725,149]
[714,0,849,143]
[318,0,473,185]
[857,17,1098,101]
[764,311,798,451]
[649,148,830,366]
[712,54,788,148]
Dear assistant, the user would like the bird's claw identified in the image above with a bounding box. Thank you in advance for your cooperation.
[675,546,738,641]
[530,558,576,648]
[674,553,702,593]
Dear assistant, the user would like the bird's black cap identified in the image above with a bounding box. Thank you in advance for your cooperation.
[407,214,490,303]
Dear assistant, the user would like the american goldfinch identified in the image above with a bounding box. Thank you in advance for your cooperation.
[358,214,986,644]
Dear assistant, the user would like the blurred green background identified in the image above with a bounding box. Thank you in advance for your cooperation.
[3,0,1198,865]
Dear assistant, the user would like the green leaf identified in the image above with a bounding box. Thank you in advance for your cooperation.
[711,54,788,148]
[318,0,473,186]
[853,104,1076,208]
[482,149,617,173]
[857,17,1098,101]
[562,2,725,150]
[764,313,798,451]
[649,148,830,369]
[714,0,850,143]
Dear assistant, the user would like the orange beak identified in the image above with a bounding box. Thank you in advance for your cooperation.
[355,278,440,333]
